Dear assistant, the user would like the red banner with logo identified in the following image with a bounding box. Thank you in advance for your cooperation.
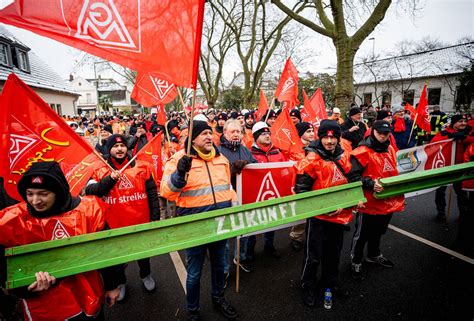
[274,58,299,107]
[136,132,163,188]
[131,72,178,106]
[270,108,305,158]
[0,0,205,88]
[255,89,269,122]
[0,73,99,201]
[415,85,431,132]
[237,162,296,205]
[301,90,320,128]
[308,88,328,122]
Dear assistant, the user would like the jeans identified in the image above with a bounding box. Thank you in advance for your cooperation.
[185,240,227,311]
[247,231,275,251]
[223,237,249,273]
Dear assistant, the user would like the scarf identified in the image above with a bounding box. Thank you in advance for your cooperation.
[256,141,272,153]
[393,117,406,133]
[193,146,216,161]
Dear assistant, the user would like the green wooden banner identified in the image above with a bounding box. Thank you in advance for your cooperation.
[375,162,474,199]
[6,182,364,289]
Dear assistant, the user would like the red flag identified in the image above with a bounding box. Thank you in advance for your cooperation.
[136,132,163,188]
[309,88,328,121]
[270,108,304,156]
[301,90,320,128]
[0,73,99,201]
[131,72,178,107]
[156,105,167,125]
[404,102,416,120]
[274,58,299,107]
[255,89,269,121]
[416,85,430,132]
[63,152,104,196]
[0,0,205,88]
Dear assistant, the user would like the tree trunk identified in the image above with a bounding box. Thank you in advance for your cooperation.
[334,37,356,114]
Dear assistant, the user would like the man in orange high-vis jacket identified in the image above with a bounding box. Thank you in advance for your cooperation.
[160,121,238,321]
[0,162,121,321]
[348,120,404,280]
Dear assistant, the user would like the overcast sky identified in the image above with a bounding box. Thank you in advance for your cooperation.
[3,0,472,84]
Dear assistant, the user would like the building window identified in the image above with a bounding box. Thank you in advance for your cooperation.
[382,91,392,107]
[363,93,372,105]
[427,88,441,105]
[56,104,62,115]
[17,50,29,71]
[86,93,91,103]
[403,89,415,105]
[0,42,11,66]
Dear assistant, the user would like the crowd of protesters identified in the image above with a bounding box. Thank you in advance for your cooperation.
[1,101,473,321]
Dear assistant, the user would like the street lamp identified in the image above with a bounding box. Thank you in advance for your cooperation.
[368,37,375,59]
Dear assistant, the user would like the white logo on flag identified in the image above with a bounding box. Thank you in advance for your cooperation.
[281,78,295,94]
[52,221,71,240]
[282,128,292,140]
[149,76,174,100]
[383,158,395,172]
[332,166,344,183]
[255,172,281,202]
[75,0,141,52]
[118,174,134,189]
[432,146,446,169]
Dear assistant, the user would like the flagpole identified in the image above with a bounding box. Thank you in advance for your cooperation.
[407,111,419,145]
[187,89,197,155]
[118,153,140,174]
[264,97,276,123]
[177,87,187,112]
[92,149,115,172]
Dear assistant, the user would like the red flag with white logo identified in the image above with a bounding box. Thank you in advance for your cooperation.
[301,90,320,128]
[131,71,178,106]
[404,102,416,120]
[309,88,328,121]
[270,108,304,156]
[415,85,431,132]
[0,73,99,201]
[136,132,163,188]
[156,105,167,125]
[255,89,269,122]
[274,58,299,108]
[0,0,205,88]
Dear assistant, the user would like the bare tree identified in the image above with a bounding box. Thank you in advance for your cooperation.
[272,0,419,113]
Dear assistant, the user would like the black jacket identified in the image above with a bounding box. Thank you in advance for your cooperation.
[218,136,257,189]
[341,118,367,149]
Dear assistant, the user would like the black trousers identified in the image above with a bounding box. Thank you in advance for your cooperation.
[117,258,151,284]
[69,308,105,321]
[435,183,468,217]
[350,212,393,264]
[300,218,344,289]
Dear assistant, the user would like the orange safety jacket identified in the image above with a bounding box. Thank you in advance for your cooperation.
[351,145,404,215]
[160,148,236,215]
[462,143,474,191]
[0,197,106,321]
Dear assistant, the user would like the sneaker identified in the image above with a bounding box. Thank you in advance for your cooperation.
[233,258,252,273]
[117,284,126,301]
[212,297,238,320]
[291,240,303,252]
[264,246,281,259]
[187,310,201,321]
[223,272,230,289]
[351,263,363,280]
[302,288,316,307]
[366,254,394,268]
[142,274,156,291]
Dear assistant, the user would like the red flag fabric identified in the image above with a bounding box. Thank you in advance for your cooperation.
[0,73,99,201]
[0,0,205,88]
[309,88,328,121]
[255,89,269,121]
[270,108,305,156]
[63,152,104,196]
[416,85,431,132]
[131,72,178,107]
[404,102,416,120]
[301,90,320,128]
[274,58,299,107]
[156,105,167,125]
[136,132,163,188]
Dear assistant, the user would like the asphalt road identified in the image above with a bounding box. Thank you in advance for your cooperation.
[104,190,473,321]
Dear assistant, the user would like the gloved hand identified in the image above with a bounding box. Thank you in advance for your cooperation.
[232,160,249,174]
[448,131,466,140]
[177,155,192,176]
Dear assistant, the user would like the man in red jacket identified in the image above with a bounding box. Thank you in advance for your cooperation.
[348,120,405,280]
[248,122,287,259]
[295,120,353,307]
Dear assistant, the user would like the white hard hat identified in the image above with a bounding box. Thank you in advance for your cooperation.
[333,108,341,114]
[193,113,208,122]
[252,121,269,135]
[241,109,249,115]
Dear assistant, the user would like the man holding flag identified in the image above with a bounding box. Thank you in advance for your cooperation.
[85,135,160,300]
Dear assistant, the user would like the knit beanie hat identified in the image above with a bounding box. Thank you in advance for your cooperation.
[289,109,302,122]
[450,114,467,127]
[295,122,312,137]
[317,120,341,140]
[102,124,113,134]
[191,120,212,142]
[376,110,392,120]
[106,134,128,154]
[349,107,362,117]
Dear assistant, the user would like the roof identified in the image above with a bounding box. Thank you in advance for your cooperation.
[354,42,473,85]
[0,25,79,96]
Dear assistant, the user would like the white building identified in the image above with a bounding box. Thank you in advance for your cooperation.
[353,43,473,113]
[69,75,98,115]
[0,25,79,115]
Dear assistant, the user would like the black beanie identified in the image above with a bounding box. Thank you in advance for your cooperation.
[376,110,392,120]
[217,113,228,121]
[290,109,302,122]
[318,120,341,139]
[349,107,362,117]
[295,122,312,137]
[102,124,113,134]
[450,114,467,127]
[137,122,147,132]
[191,121,212,142]
[106,134,128,154]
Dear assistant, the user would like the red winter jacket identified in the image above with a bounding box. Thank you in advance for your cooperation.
[431,126,474,164]
[251,144,288,163]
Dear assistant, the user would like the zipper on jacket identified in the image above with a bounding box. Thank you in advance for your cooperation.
[204,162,217,205]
